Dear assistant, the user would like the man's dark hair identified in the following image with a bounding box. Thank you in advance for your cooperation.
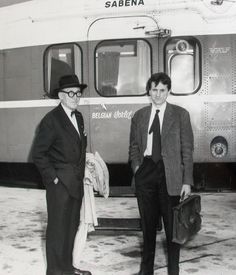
[146,72,171,95]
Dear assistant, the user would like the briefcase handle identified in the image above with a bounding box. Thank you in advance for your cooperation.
[180,191,190,202]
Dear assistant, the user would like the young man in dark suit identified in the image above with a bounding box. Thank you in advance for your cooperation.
[32,75,91,275]
[129,72,194,275]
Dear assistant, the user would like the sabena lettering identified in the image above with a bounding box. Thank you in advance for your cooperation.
[105,0,144,8]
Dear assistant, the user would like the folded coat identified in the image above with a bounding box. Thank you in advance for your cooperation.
[73,152,109,267]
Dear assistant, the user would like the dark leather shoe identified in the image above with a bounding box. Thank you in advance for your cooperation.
[74,268,92,275]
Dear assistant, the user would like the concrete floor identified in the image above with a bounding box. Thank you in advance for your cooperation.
[0,187,236,275]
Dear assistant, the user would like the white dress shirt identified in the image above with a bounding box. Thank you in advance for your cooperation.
[61,103,80,135]
[144,102,167,156]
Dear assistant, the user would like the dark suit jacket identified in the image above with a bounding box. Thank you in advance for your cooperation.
[129,103,194,196]
[32,104,87,199]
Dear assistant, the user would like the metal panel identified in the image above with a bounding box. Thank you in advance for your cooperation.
[206,35,233,95]
[88,16,158,41]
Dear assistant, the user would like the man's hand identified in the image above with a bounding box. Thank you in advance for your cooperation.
[180,184,191,201]
[53,177,59,185]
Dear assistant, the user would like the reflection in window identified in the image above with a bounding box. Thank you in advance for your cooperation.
[44,44,82,98]
[165,38,200,95]
[96,40,151,96]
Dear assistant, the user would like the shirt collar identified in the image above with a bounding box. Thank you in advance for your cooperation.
[61,103,74,118]
[151,102,167,113]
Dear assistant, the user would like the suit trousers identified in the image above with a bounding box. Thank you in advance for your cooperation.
[135,157,180,275]
[46,181,82,275]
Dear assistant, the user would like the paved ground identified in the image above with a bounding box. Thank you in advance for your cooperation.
[0,187,236,275]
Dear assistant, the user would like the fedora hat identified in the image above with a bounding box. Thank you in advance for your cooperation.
[59,74,87,91]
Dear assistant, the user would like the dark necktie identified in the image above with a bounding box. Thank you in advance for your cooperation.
[149,110,161,163]
[71,110,77,117]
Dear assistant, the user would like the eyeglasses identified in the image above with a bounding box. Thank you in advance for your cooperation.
[61,90,82,98]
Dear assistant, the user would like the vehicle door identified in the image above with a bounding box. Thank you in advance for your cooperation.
[87,16,159,172]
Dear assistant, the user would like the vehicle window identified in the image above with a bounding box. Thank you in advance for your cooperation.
[95,39,151,96]
[165,38,200,95]
[44,44,82,98]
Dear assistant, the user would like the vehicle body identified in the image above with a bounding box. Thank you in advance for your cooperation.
[0,0,236,189]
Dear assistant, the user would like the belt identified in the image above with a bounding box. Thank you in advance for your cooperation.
[144,156,163,163]
[144,155,152,159]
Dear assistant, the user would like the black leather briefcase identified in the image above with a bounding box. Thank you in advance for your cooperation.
[172,194,202,245]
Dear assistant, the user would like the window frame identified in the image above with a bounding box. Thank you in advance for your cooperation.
[164,36,202,96]
[94,38,153,97]
[43,42,84,98]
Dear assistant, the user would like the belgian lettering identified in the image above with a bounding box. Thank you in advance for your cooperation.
[92,112,112,119]
[91,110,133,120]
[105,0,144,8]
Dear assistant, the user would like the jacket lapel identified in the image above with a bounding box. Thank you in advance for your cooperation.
[74,112,87,165]
[142,105,152,151]
[56,104,81,144]
[161,103,175,141]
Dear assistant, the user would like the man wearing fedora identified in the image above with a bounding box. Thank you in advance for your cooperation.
[32,74,92,275]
